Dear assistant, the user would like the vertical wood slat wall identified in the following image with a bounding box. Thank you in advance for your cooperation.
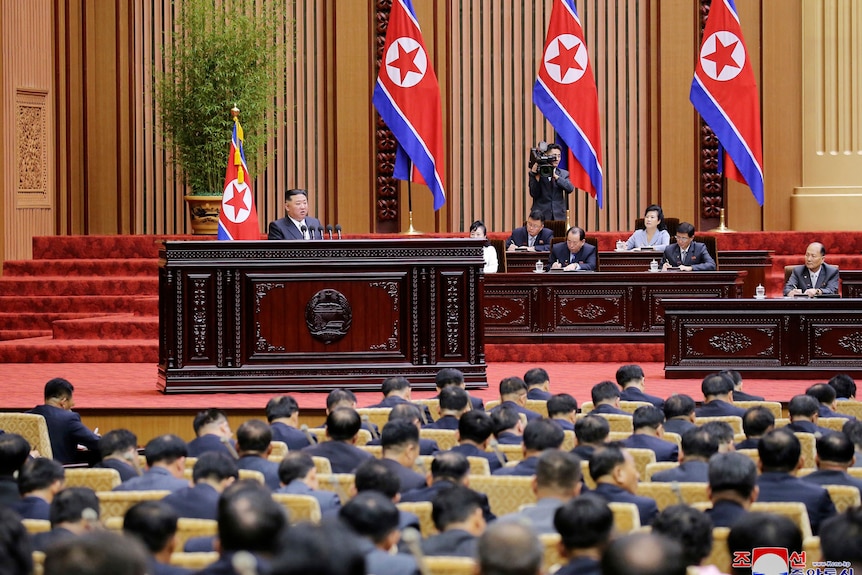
[449,0,649,236]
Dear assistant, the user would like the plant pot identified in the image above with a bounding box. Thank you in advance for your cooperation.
[184,195,223,235]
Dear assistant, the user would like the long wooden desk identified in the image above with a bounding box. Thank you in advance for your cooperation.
[842,270,862,298]
[664,298,862,378]
[484,271,744,344]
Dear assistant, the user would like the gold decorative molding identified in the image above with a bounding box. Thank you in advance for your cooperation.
[15,89,50,207]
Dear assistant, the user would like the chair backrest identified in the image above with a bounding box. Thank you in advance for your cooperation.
[269,441,288,460]
[580,460,596,489]
[750,501,813,539]
[580,401,649,415]
[489,238,507,273]
[625,448,657,479]
[524,400,549,417]
[834,401,862,419]
[608,501,641,533]
[545,220,568,237]
[316,473,355,504]
[793,432,817,469]
[397,501,437,537]
[694,416,743,434]
[238,469,265,485]
[636,217,680,239]
[184,457,198,469]
[272,493,322,524]
[424,556,477,575]
[466,456,491,476]
[169,552,220,569]
[175,518,218,548]
[697,235,719,269]
[22,519,51,534]
[0,412,53,459]
[492,444,524,462]
[608,431,633,442]
[705,527,731,573]
[560,430,575,451]
[63,468,122,491]
[818,417,849,432]
[643,461,679,481]
[736,448,760,465]
[355,408,392,432]
[414,455,433,475]
[307,427,372,446]
[468,475,535,516]
[420,429,459,451]
[581,414,633,433]
[539,533,564,573]
[823,484,861,513]
[97,490,172,519]
[485,400,501,411]
[803,536,822,569]
[662,432,682,448]
[733,401,783,418]
[33,551,45,575]
[635,482,709,511]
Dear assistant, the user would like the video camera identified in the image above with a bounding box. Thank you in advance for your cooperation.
[529,141,556,178]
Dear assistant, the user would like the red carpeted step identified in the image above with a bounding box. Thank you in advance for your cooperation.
[0,312,114,330]
[0,295,151,314]
[128,297,159,315]
[31,234,213,260]
[0,330,52,341]
[0,276,158,296]
[52,315,159,340]
[485,343,664,363]
[2,259,158,277]
[0,337,158,363]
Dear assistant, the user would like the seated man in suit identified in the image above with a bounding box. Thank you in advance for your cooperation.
[706,451,759,528]
[506,209,553,252]
[339,492,420,575]
[784,241,840,297]
[786,394,835,438]
[493,418,565,476]
[161,451,238,520]
[32,487,102,553]
[235,419,281,491]
[553,494,614,575]
[801,431,862,492]
[353,458,421,532]
[547,393,577,431]
[323,389,379,437]
[0,434,30,508]
[9,457,65,520]
[302,408,374,474]
[808,383,855,420]
[660,222,716,271]
[93,429,141,482]
[845,420,862,468]
[435,368,484,411]
[524,367,553,400]
[477,522,544,575]
[276,452,341,516]
[721,369,765,402]
[590,443,658,526]
[548,226,597,271]
[423,386,469,430]
[651,427,718,483]
[421,485,487,557]
[266,395,313,451]
[589,380,630,416]
[616,364,664,409]
[620,406,679,463]
[366,376,433,424]
[829,373,857,401]
[400,451,495,522]
[756,428,837,534]
[662,394,697,436]
[377,420,427,493]
[735,406,775,450]
[493,376,542,422]
[186,408,236,458]
[490,404,525,445]
[820,507,862,572]
[114,434,190,493]
[366,403,440,456]
[701,420,736,453]
[28,377,100,465]
[651,505,715,572]
[448,410,507,472]
[267,188,323,240]
[123,500,189,575]
[695,372,746,418]
[572,415,610,462]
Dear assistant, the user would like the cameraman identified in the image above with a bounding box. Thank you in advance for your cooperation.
[528,143,574,221]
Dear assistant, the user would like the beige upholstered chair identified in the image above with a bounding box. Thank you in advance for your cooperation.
[635,482,709,511]
[358,445,382,457]
[424,556,477,575]
[269,441,288,460]
[643,462,678,481]
[63,468,122,491]
[608,502,641,533]
[169,552,220,569]
[750,501,813,539]
[32,551,46,575]
[803,536,822,568]
[316,473,355,504]
[560,430,576,451]
[0,413,53,459]
[524,400,549,417]
[774,418,790,428]
[661,432,682,448]
[175,518,218,549]
[414,455,434,475]
[484,400,501,411]
[625,448,657,479]
[607,431,633,442]
[834,401,862,419]
[539,533,564,573]
[818,417,849,432]
[581,460,596,489]
[238,469,265,485]
[420,429,459,451]
[183,457,197,469]
[22,519,51,534]
[97,490,172,519]
[355,408,392,431]
[272,493,322,524]
[586,414,633,433]
[733,401,783,418]
[793,432,817,469]
[413,398,440,421]
[694,416,743,434]
[580,401,650,414]
[492,444,524,462]
[466,456,491,476]
[704,527,731,573]
[468,475,535,516]
[312,456,334,474]
[397,501,437,537]
[306,428,372,446]
[822,484,861,513]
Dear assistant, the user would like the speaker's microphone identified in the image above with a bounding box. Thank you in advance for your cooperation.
[317,225,325,239]
[300,424,318,445]
[220,436,239,459]
[361,415,379,440]
[488,438,506,467]
[401,527,430,575]
[335,224,342,239]
[326,224,334,240]
[300,224,308,240]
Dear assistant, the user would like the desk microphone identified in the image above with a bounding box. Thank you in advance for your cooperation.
[488,438,506,467]
[401,527,431,575]
[317,225,325,239]
[300,424,318,445]
[361,415,379,439]
[220,436,239,459]
[300,224,308,240]
[326,225,334,240]
[335,224,342,239]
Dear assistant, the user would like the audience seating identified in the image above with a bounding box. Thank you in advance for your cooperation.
[774,417,790,428]
[661,432,681,448]
[97,490,171,519]
[635,482,709,510]
[412,398,439,419]
[704,527,731,573]
[355,408,392,431]
[626,448,657,479]
[848,468,862,479]
[272,493,322,524]
[22,519,51,534]
[822,484,861,513]
[312,456,334,475]
[607,431,633,442]
[466,456,491,476]
[793,433,817,469]
[736,449,760,465]
[316,473,355,504]
[608,501,641,533]
[424,556,477,575]
[580,460,596,489]
[733,401,783,418]
[32,551,45,575]
[63,468,122,491]
[269,441,288,460]
[307,428,372,446]
[539,533,564,573]
[560,430,575,451]
[492,444,524,462]
[169,552,220,569]
[175,518,219,549]
[580,401,650,414]
[0,412,53,459]
[817,418,849,432]
[750,501,813,539]
[643,462,679,481]
[183,457,197,469]
[415,455,433,475]
[468,475,535,516]
[420,429,459,451]
[397,501,437,537]
[581,414,633,433]
[803,536,822,568]
[525,400,549,417]
[694,416,742,434]
[834,401,862,419]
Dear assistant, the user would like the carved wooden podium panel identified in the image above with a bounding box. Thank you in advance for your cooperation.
[158,239,487,393]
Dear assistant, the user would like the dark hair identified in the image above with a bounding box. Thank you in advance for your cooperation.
[326,408,361,442]
[643,205,666,231]
[680,427,719,459]
[353,459,400,498]
[192,451,238,484]
[44,377,74,401]
[844,419,862,448]
[788,394,820,418]
[388,403,423,424]
[339,491,400,544]
[269,520,365,575]
[326,389,357,410]
[381,376,410,397]
[527,209,546,223]
[523,368,549,388]
[18,457,65,495]
[192,408,227,436]
[806,383,837,405]
[575,414,610,444]
[522,419,565,451]
[601,533,688,575]
[547,393,577,418]
[380,419,419,450]
[616,364,645,387]
[727,513,802,575]
[435,368,464,389]
[499,376,528,397]
[554,493,613,550]
[651,505,713,566]
[591,380,621,404]
[144,434,188,467]
[469,220,488,237]
[566,226,586,241]
[0,507,33,575]
[719,369,743,387]
[458,411,494,444]
[123,500,179,554]
[217,481,287,553]
[675,222,695,237]
[43,530,148,575]
[438,386,469,412]
[431,485,484,530]
[491,405,521,436]
[266,395,300,421]
[742,406,775,438]
[97,429,137,460]
[701,373,733,398]
[49,486,99,526]
[430,452,470,482]
[478,521,543,575]
[285,188,308,201]
[535,449,581,491]
[663,394,695,419]
[632,405,665,431]
[708,451,757,498]
[236,419,273,453]
[816,431,855,464]
[0,434,31,476]
[820,507,862,568]
[700,421,735,447]
[829,374,857,400]
[758,429,801,472]
[278,452,316,485]
[589,443,626,481]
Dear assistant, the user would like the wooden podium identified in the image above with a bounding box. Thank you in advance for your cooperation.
[158,239,487,393]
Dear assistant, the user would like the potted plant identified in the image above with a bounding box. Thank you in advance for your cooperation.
[156,0,287,234]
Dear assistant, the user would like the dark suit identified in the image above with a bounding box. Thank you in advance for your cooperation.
[31,527,76,552]
[495,432,523,445]
[786,420,833,438]
[801,469,862,493]
[660,241,716,271]
[401,479,495,522]
[818,405,854,420]
[663,418,696,436]
[187,434,235,458]
[492,456,539,476]
[735,438,761,450]
[571,445,596,462]
[356,538,420,575]
[9,495,50,520]
[435,392,484,411]
[590,404,630,416]
[270,422,312,451]
[94,458,140,482]
[237,455,281,491]
[548,240,597,271]
[377,458,426,493]
[421,529,477,557]
[113,466,190,492]
[506,226,553,252]
[195,552,271,575]
[556,557,601,575]
[0,476,20,507]
[528,167,575,221]
[695,400,746,418]
[267,215,323,240]
[366,437,440,456]
[493,401,542,422]
[592,483,658,526]
[527,388,553,401]
[27,404,100,464]
[366,396,434,424]
[705,500,748,528]
[733,390,765,401]
[449,443,506,472]
[277,479,341,515]
[650,460,708,483]
[620,434,678,463]
[162,483,220,520]
[756,472,836,534]
[423,415,459,430]
[620,387,665,409]
[783,263,840,296]
[302,441,373,474]
[552,418,575,431]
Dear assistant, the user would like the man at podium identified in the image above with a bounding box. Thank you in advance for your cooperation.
[268,188,323,240]
[784,242,840,297]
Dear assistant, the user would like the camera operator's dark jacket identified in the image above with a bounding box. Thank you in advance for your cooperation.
[529,168,575,221]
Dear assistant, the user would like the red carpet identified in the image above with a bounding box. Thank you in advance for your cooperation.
[0,361,820,412]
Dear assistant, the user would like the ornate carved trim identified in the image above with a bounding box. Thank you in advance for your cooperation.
[15,89,50,207]
[373,0,399,231]
[696,0,724,227]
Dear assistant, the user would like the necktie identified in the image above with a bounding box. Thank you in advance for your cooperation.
[528,236,535,247]
[681,250,687,262]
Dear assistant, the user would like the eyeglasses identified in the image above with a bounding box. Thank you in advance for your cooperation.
[674,235,693,241]
[526,222,543,230]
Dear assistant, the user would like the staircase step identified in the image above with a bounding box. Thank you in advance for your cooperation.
[0,337,158,363]
[31,234,211,260]
[485,343,664,363]
[0,276,158,296]
[52,315,159,340]
[0,312,116,330]
[3,259,158,277]
[0,295,155,314]
[0,330,52,341]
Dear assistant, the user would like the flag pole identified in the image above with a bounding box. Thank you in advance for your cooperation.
[714,207,734,233]
[403,163,422,235]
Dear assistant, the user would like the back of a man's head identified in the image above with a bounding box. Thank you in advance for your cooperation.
[553,493,613,552]
[0,506,32,575]
[0,433,31,476]
[535,449,581,494]
[326,389,357,411]
[431,485,484,531]
[430,451,470,483]
[436,368,464,390]
[591,381,620,405]
[477,521,543,575]
[632,405,664,431]
[97,429,137,460]
[574,415,610,445]
[353,459,401,499]
[708,451,757,499]
[277,452,315,486]
[381,376,410,397]
[44,377,74,402]
[601,533,688,575]
[701,373,733,399]
[18,457,65,495]
[236,419,273,453]
[844,419,862,450]
[820,507,862,570]
[380,419,419,452]
[44,530,148,575]
[680,427,719,460]
[491,405,521,437]
[523,368,549,389]
[388,403,422,424]
[522,418,565,452]
[700,421,735,451]
[757,429,801,473]
[615,364,644,387]
[459,411,494,444]
[588,444,625,482]
[789,394,820,419]
[816,431,855,465]
[807,383,837,405]
[269,520,365,575]
[499,377,528,400]
[438,385,469,413]
[326,408,361,442]
[728,512,802,575]
[339,491,400,544]
[651,505,714,567]
[192,451,238,484]
[123,500,179,555]
[265,395,299,422]
[144,434,188,467]
[719,369,743,389]
[192,408,227,436]
[217,481,287,554]
[663,394,695,420]
[50,487,100,527]
[829,374,857,400]
[742,406,775,438]
[547,394,577,419]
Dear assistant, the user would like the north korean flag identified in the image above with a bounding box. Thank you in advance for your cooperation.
[218,118,260,240]
[533,0,604,208]
[690,0,764,206]
[372,0,446,211]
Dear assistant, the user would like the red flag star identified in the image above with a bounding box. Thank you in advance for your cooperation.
[225,184,248,215]
[704,36,739,77]
[389,41,422,84]
[548,38,583,78]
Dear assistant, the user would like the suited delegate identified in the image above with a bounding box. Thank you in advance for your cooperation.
[784,242,840,297]
[506,209,553,252]
[660,222,715,271]
[528,143,575,220]
[267,188,323,240]
[548,226,597,271]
